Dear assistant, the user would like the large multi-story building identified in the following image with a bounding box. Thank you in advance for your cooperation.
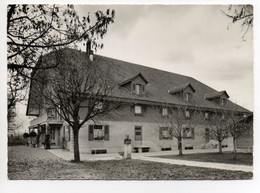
[26,48,252,154]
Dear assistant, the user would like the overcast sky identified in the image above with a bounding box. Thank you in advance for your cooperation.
[75,4,253,111]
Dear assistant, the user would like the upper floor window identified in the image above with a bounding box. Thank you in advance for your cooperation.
[162,108,168,116]
[185,110,190,118]
[88,125,109,141]
[205,112,209,120]
[135,105,142,115]
[47,108,56,118]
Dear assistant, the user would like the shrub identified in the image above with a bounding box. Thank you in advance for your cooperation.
[23,133,30,138]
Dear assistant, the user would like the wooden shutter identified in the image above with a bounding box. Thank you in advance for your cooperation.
[143,105,146,113]
[159,127,163,140]
[104,125,109,141]
[191,128,195,139]
[88,125,94,141]
[169,128,173,140]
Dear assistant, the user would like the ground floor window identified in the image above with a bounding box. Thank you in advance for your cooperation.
[94,125,104,140]
[183,128,195,139]
[89,125,109,141]
[159,127,173,140]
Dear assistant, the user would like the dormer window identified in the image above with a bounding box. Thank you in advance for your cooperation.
[168,83,195,102]
[119,72,148,96]
[204,90,229,106]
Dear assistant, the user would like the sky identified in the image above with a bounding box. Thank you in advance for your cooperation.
[8,4,254,134]
[75,5,253,110]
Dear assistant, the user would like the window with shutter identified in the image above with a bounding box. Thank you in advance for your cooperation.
[159,127,172,140]
[93,125,104,140]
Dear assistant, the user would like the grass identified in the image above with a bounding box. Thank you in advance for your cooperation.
[8,146,253,180]
[156,152,253,166]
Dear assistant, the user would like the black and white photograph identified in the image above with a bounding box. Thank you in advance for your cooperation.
[0,0,259,192]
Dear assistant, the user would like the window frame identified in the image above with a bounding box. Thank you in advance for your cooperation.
[93,125,105,141]
[134,105,142,115]
[135,126,142,141]
[183,127,195,139]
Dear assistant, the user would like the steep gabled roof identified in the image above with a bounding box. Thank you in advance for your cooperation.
[119,72,148,86]
[168,83,195,94]
[27,48,251,115]
[204,90,229,100]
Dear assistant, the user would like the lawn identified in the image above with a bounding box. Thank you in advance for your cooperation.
[156,152,253,166]
[8,146,253,180]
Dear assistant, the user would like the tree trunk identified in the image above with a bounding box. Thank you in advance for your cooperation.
[233,137,237,159]
[218,141,222,154]
[73,128,80,162]
[178,137,183,156]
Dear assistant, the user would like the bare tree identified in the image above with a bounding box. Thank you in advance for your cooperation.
[32,49,120,162]
[221,5,253,40]
[152,105,203,155]
[7,4,115,109]
[206,111,231,154]
[227,112,251,159]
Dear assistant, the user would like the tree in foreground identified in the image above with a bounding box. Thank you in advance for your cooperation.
[152,105,203,155]
[7,4,115,110]
[32,49,120,162]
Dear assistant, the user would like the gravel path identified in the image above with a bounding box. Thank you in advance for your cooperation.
[8,146,253,180]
